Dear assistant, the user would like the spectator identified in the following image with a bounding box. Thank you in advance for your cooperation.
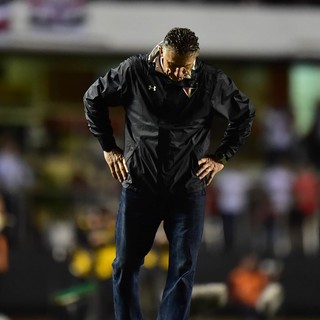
[290,164,319,255]
[0,136,34,248]
[304,101,320,171]
[69,207,116,320]
[249,183,277,257]
[214,164,252,253]
[260,105,297,165]
[0,195,8,274]
[0,194,10,320]
[227,252,284,320]
[260,160,295,257]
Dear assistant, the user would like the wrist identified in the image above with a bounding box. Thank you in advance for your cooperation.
[213,153,228,166]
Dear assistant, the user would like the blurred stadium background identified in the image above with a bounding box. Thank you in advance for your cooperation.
[1,0,320,319]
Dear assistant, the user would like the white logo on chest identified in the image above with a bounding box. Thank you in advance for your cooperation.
[148,85,157,91]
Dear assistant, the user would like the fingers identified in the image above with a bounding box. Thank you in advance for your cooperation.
[118,157,128,182]
[110,158,127,182]
[206,171,215,186]
[122,157,128,175]
[104,150,223,185]
[197,157,224,185]
[104,149,128,183]
[197,158,212,180]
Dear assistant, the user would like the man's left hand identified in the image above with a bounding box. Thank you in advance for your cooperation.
[197,156,224,186]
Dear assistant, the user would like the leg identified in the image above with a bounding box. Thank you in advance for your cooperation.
[112,188,162,320]
[221,213,235,253]
[158,190,206,320]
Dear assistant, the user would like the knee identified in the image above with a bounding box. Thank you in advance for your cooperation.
[112,257,143,274]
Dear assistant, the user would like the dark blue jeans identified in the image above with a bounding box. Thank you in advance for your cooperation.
[112,187,206,320]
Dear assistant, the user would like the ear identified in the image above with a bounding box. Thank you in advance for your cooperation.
[159,46,164,57]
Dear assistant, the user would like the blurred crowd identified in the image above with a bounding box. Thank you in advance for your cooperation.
[0,100,320,259]
[204,101,320,258]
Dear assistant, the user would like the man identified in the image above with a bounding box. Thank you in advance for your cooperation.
[83,27,255,320]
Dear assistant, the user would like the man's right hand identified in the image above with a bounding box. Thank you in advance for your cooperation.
[104,147,128,183]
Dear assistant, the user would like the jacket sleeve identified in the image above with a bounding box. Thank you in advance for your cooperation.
[83,59,131,152]
[212,70,255,163]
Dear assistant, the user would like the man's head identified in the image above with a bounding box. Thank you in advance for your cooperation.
[159,27,199,82]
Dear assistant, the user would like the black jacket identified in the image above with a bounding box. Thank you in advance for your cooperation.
[83,50,255,195]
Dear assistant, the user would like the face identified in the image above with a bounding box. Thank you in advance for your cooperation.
[160,46,197,82]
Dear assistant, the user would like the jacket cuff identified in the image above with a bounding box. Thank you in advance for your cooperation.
[213,152,228,165]
[96,136,117,152]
